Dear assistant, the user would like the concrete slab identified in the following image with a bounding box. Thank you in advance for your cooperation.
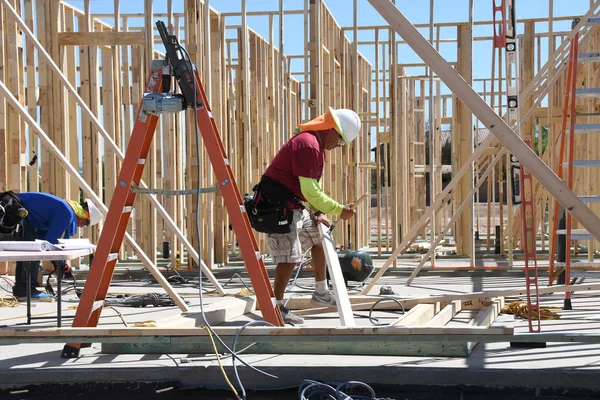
[2,258,600,397]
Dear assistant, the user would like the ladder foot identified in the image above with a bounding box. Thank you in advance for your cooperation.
[61,344,81,359]
[510,342,547,348]
[563,298,573,310]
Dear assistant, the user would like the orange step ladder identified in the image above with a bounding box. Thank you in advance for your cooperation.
[519,139,541,333]
[548,30,578,293]
[62,22,283,358]
[548,20,600,309]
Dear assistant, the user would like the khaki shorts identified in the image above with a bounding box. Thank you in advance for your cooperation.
[266,209,322,264]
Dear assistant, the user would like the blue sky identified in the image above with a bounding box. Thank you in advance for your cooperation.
[65,0,592,126]
[57,0,593,163]
[68,0,592,88]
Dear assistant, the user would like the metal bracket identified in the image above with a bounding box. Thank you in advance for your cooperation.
[130,186,220,195]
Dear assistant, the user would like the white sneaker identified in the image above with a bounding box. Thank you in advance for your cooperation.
[311,290,337,307]
[279,305,304,325]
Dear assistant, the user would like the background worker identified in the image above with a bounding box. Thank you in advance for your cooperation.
[261,107,361,325]
[12,192,102,299]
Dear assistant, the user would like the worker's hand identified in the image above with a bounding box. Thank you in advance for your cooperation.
[339,204,357,220]
[315,212,331,227]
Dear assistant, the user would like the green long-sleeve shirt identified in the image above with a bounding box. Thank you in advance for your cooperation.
[299,176,344,217]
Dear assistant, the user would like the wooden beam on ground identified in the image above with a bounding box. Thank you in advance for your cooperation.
[58,31,145,46]
[294,280,600,317]
[390,303,438,326]
[291,294,495,317]
[0,326,513,358]
[425,300,461,326]
[471,297,504,327]
[156,296,256,327]
[467,297,504,352]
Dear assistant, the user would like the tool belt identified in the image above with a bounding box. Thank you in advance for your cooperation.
[244,175,302,234]
[0,190,26,240]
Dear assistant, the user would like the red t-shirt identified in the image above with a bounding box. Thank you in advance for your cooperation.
[264,131,326,203]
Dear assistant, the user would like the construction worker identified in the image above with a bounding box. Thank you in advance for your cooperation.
[11,192,103,299]
[260,107,361,324]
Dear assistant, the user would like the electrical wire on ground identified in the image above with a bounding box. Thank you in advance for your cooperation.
[298,379,394,400]
[0,275,14,293]
[180,43,277,400]
[367,297,405,326]
[231,320,275,399]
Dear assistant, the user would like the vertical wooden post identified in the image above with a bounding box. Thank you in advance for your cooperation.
[101,46,116,206]
[211,12,227,264]
[521,21,535,143]
[240,0,251,192]
[204,0,215,269]
[185,0,198,268]
[37,0,50,194]
[48,0,65,197]
[453,23,474,259]
[141,0,156,266]
[309,0,322,119]
[63,7,78,202]
[5,0,24,193]
[0,2,6,194]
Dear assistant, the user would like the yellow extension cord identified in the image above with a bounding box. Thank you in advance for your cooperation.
[502,301,562,320]
[202,324,242,400]
[0,285,245,399]
[0,295,19,308]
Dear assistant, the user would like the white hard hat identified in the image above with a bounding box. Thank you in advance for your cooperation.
[85,199,103,226]
[330,107,361,145]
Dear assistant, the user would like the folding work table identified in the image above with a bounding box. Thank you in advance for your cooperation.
[0,248,94,327]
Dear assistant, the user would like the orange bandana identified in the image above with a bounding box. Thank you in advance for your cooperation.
[298,107,341,134]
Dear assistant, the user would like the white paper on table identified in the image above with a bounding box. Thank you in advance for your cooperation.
[57,238,96,251]
[0,240,63,252]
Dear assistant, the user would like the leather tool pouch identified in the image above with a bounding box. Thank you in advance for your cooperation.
[244,176,300,234]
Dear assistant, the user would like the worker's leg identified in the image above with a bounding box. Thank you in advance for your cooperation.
[298,210,336,306]
[266,211,304,324]
[273,262,296,300]
[310,244,326,282]
[12,227,41,297]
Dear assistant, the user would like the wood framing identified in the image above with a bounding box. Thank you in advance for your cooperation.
[3,0,600,330]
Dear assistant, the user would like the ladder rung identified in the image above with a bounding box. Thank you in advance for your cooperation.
[578,52,600,63]
[562,160,600,167]
[579,195,600,202]
[556,228,595,240]
[568,124,600,134]
[93,300,105,312]
[576,88,600,98]
[108,253,119,262]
